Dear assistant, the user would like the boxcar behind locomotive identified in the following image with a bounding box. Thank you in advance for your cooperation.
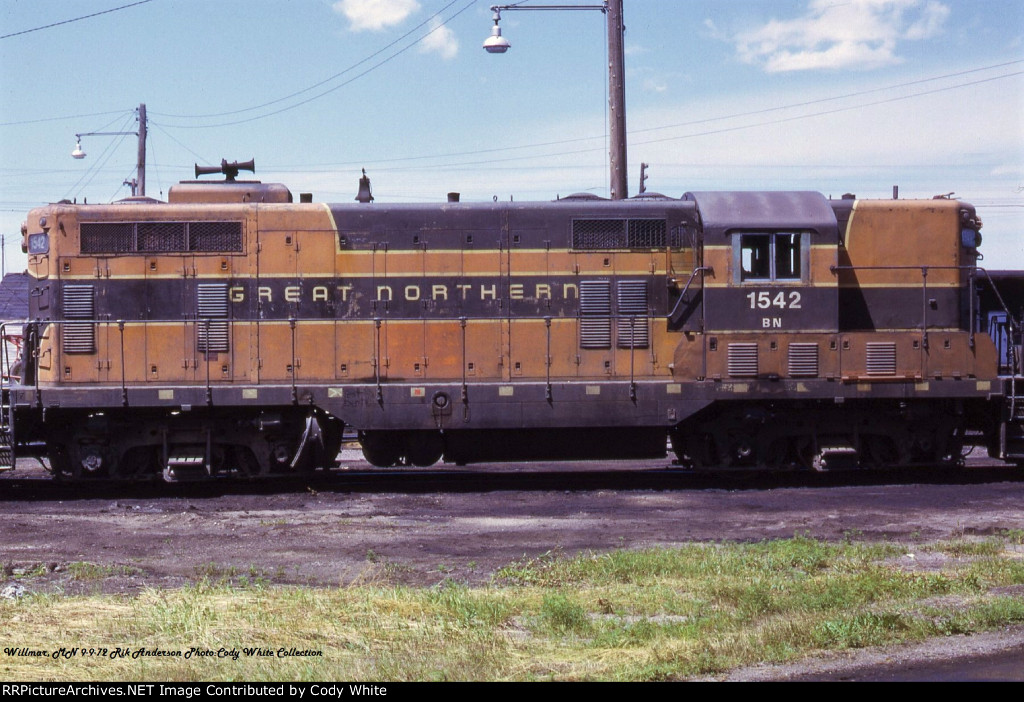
[3,168,1021,480]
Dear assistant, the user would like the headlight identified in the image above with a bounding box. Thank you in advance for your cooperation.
[960,228,980,249]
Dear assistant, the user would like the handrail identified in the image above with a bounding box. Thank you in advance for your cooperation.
[832,263,1022,413]
[0,321,15,470]
[830,263,1015,336]
[666,266,711,322]
[0,322,8,385]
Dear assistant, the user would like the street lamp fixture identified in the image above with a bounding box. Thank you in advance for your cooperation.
[482,11,510,54]
[71,103,148,197]
[483,2,627,199]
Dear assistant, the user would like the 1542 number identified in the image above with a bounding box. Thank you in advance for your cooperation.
[746,291,802,309]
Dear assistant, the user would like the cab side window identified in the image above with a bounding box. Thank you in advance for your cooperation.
[740,234,771,280]
[737,232,804,282]
[774,233,801,280]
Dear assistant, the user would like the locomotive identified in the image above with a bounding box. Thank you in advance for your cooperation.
[3,160,1022,480]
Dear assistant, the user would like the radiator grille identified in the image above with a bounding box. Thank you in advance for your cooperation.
[80,223,133,253]
[572,218,669,249]
[190,221,243,252]
[579,279,612,349]
[787,343,819,377]
[616,280,649,349]
[62,285,95,354]
[197,283,229,354]
[727,343,759,377]
[80,221,242,253]
[573,220,626,249]
[627,219,668,248]
[138,222,186,251]
[866,342,897,376]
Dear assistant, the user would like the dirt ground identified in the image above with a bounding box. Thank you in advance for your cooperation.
[2,449,1024,679]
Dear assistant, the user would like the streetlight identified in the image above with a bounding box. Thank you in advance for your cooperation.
[483,1,627,200]
[482,10,511,53]
[72,103,148,197]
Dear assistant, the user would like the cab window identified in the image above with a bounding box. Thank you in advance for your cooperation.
[737,232,804,282]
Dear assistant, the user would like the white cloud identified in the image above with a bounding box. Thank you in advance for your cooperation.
[702,17,727,42]
[905,1,951,40]
[419,17,458,60]
[333,0,420,32]
[642,77,668,94]
[733,0,951,72]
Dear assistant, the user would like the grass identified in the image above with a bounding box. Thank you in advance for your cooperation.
[2,534,1023,681]
[66,562,141,581]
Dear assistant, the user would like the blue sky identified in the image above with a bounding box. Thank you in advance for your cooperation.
[1,0,1021,271]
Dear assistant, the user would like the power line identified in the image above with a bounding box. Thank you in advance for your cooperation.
[149,122,209,165]
[64,112,135,200]
[256,60,1024,171]
[150,0,463,121]
[411,67,1022,171]
[0,109,130,128]
[629,59,1024,138]
[154,0,477,129]
[0,0,156,41]
[632,71,1024,149]
[253,69,1022,174]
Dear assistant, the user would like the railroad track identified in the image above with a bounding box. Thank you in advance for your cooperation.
[0,457,1020,501]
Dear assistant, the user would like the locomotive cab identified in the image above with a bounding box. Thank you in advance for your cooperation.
[672,191,839,382]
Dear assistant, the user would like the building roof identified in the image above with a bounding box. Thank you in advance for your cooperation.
[0,272,30,321]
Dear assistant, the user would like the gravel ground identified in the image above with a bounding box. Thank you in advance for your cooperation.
[2,450,1023,680]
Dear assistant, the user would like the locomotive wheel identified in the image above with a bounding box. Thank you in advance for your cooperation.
[790,438,817,471]
[721,433,758,468]
[861,436,901,468]
[359,431,402,468]
[115,446,160,480]
[763,439,792,470]
[405,432,444,467]
[938,425,966,465]
[674,431,716,469]
[46,443,74,480]
[233,446,264,477]
[320,417,345,469]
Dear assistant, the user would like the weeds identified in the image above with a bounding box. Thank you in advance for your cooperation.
[67,562,141,581]
[4,535,1024,681]
[538,592,591,635]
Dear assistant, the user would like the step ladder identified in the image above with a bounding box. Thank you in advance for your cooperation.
[0,389,13,473]
[163,452,207,482]
[1001,377,1024,463]
[0,323,15,473]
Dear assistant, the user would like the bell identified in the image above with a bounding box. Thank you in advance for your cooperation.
[355,169,374,203]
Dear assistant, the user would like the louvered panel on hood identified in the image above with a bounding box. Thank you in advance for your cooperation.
[787,343,819,377]
[579,279,612,349]
[727,342,758,377]
[197,283,229,354]
[62,285,95,354]
[616,280,649,349]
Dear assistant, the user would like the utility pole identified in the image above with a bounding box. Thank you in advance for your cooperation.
[72,103,147,197]
[485,1,628,199]
[136,103,146,197]
[605,0,627,200]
